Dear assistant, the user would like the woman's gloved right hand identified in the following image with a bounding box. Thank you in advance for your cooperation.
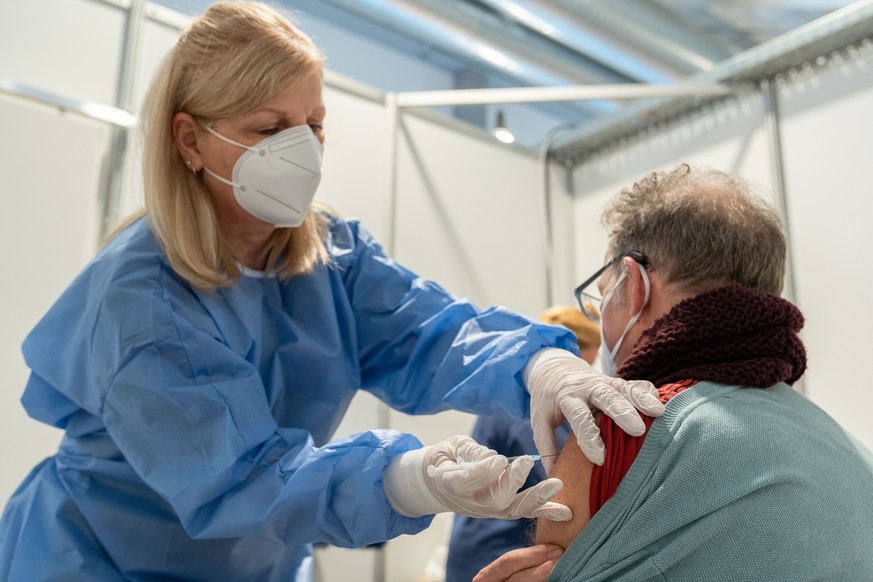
[383,435,571,522]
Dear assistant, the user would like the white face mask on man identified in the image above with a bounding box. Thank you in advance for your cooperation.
[202,124,323,228]
[599,261,651,376]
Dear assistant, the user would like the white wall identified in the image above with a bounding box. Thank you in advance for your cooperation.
[571,91,776,298]
[0,94,109,511]
[776,51,873,452]
[382,112,549,582]
[0,0,124,104]
[569,46,873,451]
[0,0,125,518]
[0,2,556,581]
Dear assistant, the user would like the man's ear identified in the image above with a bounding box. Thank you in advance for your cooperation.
[622,256,648,315]
[172,112,202,171]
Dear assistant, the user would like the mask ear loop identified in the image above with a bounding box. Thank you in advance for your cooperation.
[199,125,255,188]
[605,262,651,361]
[203,125,257,152]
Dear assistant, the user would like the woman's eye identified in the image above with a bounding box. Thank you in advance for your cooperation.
[257,127,280,136]
[309,123,323,133]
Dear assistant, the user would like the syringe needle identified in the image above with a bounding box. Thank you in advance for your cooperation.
[505,454,559,462]
[427,454,559,477]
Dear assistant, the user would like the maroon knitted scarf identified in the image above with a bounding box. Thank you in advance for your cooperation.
[617,285,807,388]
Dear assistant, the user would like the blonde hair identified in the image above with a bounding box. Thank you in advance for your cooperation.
[136,1,332,290]
[539,306,600,351]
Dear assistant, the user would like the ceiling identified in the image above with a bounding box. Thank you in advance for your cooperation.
[277,0,859,126]
[150,0,869,146]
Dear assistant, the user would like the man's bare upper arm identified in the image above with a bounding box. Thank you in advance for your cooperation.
[534,438,594,550]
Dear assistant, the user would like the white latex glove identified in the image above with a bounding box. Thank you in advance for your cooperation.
[383,435,572,522]
[524,348,665,469]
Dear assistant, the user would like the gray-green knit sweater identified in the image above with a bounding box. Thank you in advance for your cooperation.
[550,382,873,581]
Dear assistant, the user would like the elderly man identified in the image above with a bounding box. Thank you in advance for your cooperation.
[477,164,873,582]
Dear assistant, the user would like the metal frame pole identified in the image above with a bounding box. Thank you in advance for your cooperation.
[761,78,798,303]
[0,79,137,128]
[396,83,736,108]
[372,91,400,582]
[538,124,577,307]
[761,77,804,394]
[98,0,145,238]
[385,93,401,257]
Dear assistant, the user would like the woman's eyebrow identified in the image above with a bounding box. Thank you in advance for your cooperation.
[249,107,287,117]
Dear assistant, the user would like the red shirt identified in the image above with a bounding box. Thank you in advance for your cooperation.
[589,379,697,514]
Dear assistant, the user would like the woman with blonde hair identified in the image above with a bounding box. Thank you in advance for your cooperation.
[0,3,661,580]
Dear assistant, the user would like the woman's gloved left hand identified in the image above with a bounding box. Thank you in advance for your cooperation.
[383,435,572,522]
[524,348,665,469]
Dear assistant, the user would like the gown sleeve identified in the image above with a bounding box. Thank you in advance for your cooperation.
[332,219,579,418]
[90,266,434,548]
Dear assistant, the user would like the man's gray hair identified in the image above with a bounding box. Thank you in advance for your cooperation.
[603,164,786,295]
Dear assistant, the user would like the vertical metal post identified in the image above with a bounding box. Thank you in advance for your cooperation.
[539,140,556,308]
[762,77,805,394]
[98,0,145,239]
[372,92,399,582]
[761,78,798,302]
[384,92,400,257]
[538,123,577,307]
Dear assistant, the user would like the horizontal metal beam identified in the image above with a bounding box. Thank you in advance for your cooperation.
[395,83,739,108]
[0,76,382,131]
[551,0,873,163]
[324,70,387,105]
[0,79,137,128]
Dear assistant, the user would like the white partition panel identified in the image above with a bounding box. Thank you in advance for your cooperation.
[777,49,873,450]
[314,97,565,581]
[309,87,391,582]
[380,113,548,582]
[0,95,109,506]
[0,0,128,519]
[394,116,547,313]
[571,92,773,279]
[0,0,124,105]
[135,9,190,112]
[318,90,391,239]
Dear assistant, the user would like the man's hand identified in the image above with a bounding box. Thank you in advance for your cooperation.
[473,545,564,582]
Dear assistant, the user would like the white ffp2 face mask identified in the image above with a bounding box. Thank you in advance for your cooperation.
[598,262,650,376]
[202,124,323,228]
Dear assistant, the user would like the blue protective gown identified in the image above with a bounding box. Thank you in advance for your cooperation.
[0,215,577,581]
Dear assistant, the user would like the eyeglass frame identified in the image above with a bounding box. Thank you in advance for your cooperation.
[573,251,651,323]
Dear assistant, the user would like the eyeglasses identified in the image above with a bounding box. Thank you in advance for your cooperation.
[574,251,650,323]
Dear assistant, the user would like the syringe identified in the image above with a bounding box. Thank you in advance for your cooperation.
[426,454,555,477]
[427,459,476,477]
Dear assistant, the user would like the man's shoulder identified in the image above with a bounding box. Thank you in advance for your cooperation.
[660,382,798,459]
